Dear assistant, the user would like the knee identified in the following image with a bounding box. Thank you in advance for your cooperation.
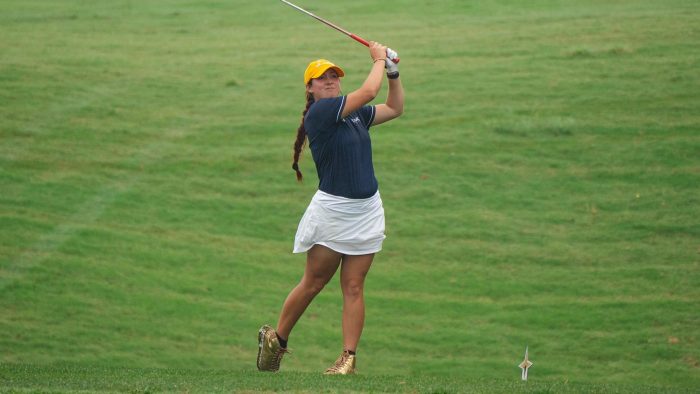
[342,280,364,300]
[301,276,329,296]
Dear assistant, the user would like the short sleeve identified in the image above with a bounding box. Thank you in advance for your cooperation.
[357,105,376,129]
[305,96,346,140]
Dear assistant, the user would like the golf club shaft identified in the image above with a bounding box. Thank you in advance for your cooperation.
[279,0,399,63]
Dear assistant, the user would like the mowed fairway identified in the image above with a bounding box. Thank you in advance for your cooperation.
[1,0,699,392]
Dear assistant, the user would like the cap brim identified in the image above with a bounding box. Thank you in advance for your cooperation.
[308,65,345,83]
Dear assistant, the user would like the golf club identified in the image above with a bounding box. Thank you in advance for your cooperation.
[279,0,400,63]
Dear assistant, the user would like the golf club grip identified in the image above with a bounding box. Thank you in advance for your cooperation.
[350,34,400,64]
[350,33,370,47]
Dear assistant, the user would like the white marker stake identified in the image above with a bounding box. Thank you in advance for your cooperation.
[519,346,533,381]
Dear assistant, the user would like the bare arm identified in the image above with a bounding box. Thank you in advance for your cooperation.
[341,42,389,119]
[372,75,404,126]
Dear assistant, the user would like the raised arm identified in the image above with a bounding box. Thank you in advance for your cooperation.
[372,69,404,126]
[341,42,390,119]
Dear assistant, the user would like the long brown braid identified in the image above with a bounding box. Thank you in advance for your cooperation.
[292,90,314,181]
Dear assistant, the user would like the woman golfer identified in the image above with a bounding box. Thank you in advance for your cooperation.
[257,41,404,374]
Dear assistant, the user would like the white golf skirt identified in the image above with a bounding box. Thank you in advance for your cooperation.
[293,190,386,255]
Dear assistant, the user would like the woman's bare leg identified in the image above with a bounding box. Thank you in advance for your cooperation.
[276,245,342,341]
[339,253,374,352]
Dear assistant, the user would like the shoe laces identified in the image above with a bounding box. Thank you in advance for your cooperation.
[326,351,352,373]
[270,346,290,371]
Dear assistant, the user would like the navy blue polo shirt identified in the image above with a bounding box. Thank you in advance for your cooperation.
[304,96,378,199]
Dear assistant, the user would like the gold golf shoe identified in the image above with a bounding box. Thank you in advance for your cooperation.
[256,325,288,372]
[324,350,356,375]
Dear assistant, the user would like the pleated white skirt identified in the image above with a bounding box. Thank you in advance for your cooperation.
[293,190,386,255]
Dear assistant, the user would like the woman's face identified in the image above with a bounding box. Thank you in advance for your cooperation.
[307,69,341,100]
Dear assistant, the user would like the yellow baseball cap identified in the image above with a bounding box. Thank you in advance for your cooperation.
[304,59,345,85]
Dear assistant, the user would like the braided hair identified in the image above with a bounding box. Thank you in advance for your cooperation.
[292,90,314,181]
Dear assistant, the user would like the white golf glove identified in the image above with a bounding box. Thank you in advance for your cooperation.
[385,48,399,79]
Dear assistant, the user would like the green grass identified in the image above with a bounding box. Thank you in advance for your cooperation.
[1,0,699,392]
[1,364,692,394]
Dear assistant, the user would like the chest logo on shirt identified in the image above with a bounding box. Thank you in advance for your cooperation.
[343,116,362,125]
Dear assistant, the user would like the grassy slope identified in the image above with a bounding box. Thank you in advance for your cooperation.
[1,0,698,391]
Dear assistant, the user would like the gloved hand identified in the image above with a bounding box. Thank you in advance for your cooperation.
[385,48,399,79]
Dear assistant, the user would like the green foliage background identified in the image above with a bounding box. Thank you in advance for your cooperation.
[1,0,698,391]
